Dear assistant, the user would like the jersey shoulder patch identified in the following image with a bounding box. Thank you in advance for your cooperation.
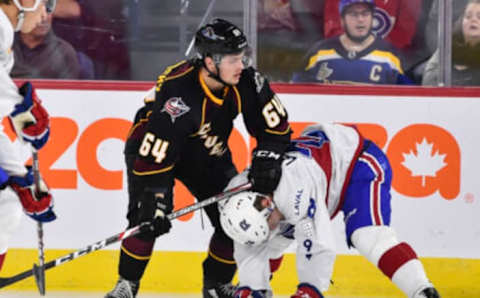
[156,60,195,92]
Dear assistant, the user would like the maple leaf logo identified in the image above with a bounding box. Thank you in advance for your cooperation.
[401,138,447,187]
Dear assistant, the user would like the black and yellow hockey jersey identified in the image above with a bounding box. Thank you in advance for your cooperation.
[125,60,291,193]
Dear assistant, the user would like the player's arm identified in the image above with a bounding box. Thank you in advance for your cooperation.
[292,200,336,297]
[0,66,23,118]
[9,82,50,149]
[5,165,56,223]
[130,91,189,238]
[242,68,291,194]
[232,240,272,296]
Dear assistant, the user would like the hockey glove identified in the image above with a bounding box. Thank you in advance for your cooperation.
[0,167,9,190]
[138,187,172,238]
[9,82,50,149]
[291,283,324,298]
[9,167,56,223]
[249,148,283,194]
[235,287,269,298]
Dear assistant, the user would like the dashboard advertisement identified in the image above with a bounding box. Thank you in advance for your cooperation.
[6,82,479,259]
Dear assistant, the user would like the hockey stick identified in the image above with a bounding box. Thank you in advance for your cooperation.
[184,0,216,57]
[0,182,251,289]
[9,112,47,294]
[31,149,46,296]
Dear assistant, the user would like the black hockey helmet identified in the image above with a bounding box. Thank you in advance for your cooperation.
[195,18,248,59]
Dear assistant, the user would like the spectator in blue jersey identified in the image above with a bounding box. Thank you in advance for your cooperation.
[292,0,412,85]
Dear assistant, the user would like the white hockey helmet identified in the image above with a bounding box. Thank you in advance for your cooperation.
[220,191,274,246]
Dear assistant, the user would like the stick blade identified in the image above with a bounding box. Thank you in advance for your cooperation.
[32,264,45,295]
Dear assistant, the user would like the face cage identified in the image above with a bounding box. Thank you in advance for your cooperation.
[13,0,56,13]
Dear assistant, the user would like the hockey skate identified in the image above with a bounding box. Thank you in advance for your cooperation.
[418,287,440,298]
[203,282,237,298]
[203,283,273,298]
[105,277,139,298]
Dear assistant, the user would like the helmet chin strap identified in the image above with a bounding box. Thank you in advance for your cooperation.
[204,54,232,87]
[15,10,25,32]
[207,66,230,87]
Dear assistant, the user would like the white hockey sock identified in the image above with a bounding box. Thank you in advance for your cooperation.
[391,259,432,297]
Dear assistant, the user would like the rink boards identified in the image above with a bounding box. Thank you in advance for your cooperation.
[1,82,479,296]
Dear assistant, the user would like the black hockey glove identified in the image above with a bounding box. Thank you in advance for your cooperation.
[249,148,283,194]
[138,187,172,238]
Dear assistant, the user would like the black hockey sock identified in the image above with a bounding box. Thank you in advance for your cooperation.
[202,253,237,287]
[118,248,150,281]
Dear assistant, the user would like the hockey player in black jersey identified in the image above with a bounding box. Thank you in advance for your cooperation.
[105,19,291,298]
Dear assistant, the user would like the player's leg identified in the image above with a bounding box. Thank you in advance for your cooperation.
[0,189,23,272]
[200,185,238,298]
[266,224,295,278]
[342,140,440,298]
[105,154,173,298]
[179,159,238,298]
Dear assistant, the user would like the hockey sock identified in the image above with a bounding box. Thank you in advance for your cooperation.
[203,230,236,287]
[118,236,154,281]
[202,251,237,287]
[378,242,431,296]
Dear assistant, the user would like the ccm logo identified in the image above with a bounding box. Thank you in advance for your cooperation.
[254,150,281,160]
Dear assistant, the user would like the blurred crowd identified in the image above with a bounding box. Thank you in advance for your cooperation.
[10,0,480,87]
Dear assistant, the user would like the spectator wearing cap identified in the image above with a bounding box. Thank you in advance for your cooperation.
[292,0,411,85]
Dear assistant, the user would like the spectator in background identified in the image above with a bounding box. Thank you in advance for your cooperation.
[52,0,130,80]
[257,0,325,82]
[292,0,410,85]
[422,0,480,86]
[324,0,423,51]
[424,0,469,54]
[11,13,89,79]
[324,0,424,69]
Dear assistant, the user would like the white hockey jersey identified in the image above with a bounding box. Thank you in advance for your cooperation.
[228,123,364,292]
[0,8,27,177]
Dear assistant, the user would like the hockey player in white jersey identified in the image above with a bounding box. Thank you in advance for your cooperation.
[0,0,56,271]
[220,123,440,298]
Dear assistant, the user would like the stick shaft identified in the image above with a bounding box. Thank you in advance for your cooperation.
[0,182,251,289]
[31,149,46,295]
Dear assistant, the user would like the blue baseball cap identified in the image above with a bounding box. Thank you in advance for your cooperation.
[339,0,375,15]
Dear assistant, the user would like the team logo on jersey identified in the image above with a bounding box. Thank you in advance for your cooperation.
[161,97,190,123]
[372,7,394,38]
[316,62,333,81]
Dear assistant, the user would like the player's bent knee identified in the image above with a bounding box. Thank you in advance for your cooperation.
[352,226,419,279]
[351,226,400,265]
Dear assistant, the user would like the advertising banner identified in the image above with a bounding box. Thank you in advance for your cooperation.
[6,83,479,259]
